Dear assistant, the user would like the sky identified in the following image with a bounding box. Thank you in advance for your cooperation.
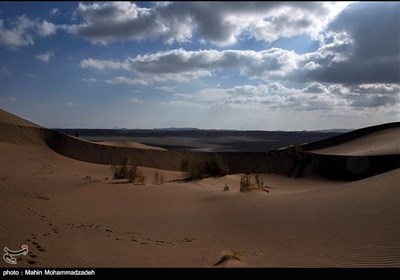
[0,1,399,130]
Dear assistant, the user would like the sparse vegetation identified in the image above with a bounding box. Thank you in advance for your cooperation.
[223,183,229,191]
[111,156,131,179]
[127,166,138,183]
[180,154,229,181]
[134,171,146,185]
[240,174,269,193]
[240,174,252,192]
[205,154,229,177]
[111,156,146,185]
[153,172,159,184]
[153,172,165,185]
[214,249,241,266]
[255,174,264,190]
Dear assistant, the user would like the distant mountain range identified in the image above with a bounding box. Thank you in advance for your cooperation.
[107,127,353,133]
[313,129,353,133]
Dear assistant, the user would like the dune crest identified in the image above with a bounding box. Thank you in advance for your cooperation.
[0,108,399,267]
[97,140,166,151]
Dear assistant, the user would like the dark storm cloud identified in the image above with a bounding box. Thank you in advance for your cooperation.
[69,2,337,45]
[68,2,162,44]
[308,2,400,84]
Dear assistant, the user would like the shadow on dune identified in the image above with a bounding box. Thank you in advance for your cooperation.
[1,109,399,181]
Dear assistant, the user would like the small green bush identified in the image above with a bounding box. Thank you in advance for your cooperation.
[112,156,131,179]
[180,155,229,181]
[205,154,229,177]
[111,156,146,185]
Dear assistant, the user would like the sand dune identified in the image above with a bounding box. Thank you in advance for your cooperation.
[0,109,42,128]
[0,109,399,267]
[308,127,400,156]
[97,140,166,151]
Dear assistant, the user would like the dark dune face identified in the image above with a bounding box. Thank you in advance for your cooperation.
[56,128,342,152]
[2,109,398,181]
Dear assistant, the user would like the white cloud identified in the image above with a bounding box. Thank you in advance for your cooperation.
[0,16,34,49]
[67,2,350,46]
[130,98,144,104]
[104,76,148,86]
[80,48,300,83]
[37,20,57,36]
[81,33,399,85]
[162,100,207,109]
[51,8,59,15]
[166,82,398,113]
[80,58,125,70]
[302,83,328,93]
[174,88,231,103]
[0,15,56,49]
[66,2,162,45]
[81,78,97,83]
[154,86,176,93]
[35,51,54,63]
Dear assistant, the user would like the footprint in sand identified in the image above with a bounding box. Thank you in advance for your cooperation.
[28,253,38,259]
[183,237,195,243]
[35,244,45,252]
[26,252,38,265]
[24,238,47,263]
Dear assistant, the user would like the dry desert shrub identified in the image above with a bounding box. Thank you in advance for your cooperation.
[214,249,241,266]
[111,156,146,185]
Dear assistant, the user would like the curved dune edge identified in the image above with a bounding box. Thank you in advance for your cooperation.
[96,140,167,151]
[0,109,42,128]
[1,108,399,267]
[1,108,399,177]
[307,127,400,156]
[0,109,266,173]
[0,109,197,171]
[302,122,400,156]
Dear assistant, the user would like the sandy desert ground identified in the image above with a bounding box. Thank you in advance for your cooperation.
[0,109,399,267]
